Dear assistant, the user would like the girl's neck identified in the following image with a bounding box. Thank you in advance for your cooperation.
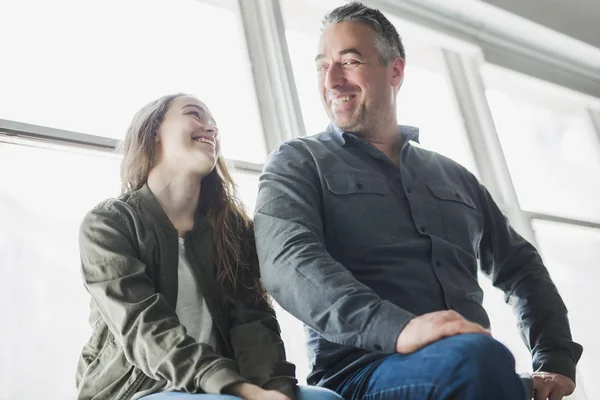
[147,167,202,237]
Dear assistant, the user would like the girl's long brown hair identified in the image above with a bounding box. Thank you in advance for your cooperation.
[120,93,267,305]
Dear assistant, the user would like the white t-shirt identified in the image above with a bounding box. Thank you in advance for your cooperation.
[175,237,218,350]
[133,239,220,399]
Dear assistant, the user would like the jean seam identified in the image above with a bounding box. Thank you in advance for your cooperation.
[362,383,440,399]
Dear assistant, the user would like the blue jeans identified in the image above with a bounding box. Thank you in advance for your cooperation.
[332,334,525,400]
[141,385,343,399]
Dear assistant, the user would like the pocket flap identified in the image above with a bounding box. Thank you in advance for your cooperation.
[325,173,389,195]
[427,184,476,209]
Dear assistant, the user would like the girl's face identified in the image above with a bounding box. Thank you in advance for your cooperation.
[154,95,220,178]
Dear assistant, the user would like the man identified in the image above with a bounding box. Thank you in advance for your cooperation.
[254,2,582,399]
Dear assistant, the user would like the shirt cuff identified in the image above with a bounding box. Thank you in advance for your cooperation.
[263,377,298,400]
[533,351,578,383]
[362,300,415,354]
[200,360,248,394]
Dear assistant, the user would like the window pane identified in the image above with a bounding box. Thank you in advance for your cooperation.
[0,140,279,398]
[0,143,121,399]
[0,143,265,398]
[483,66,600,222]
[0,0,266,163]
[480,273,532,374]
[480,219,598,400]
[283,4,477,174]
[285,28,331,137]
[232,169,260,215]
[532,219,600,398]
[393,33,477,174]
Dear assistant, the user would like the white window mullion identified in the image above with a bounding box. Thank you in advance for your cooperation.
[236,0,306,153]
[589,108,600,147]
[441,50,536,243]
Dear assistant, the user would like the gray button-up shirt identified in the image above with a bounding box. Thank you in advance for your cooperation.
[254,125,582,388]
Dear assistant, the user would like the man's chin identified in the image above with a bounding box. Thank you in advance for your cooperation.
[334,119,361,133]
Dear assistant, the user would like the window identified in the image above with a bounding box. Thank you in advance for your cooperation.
[392,32,477,174]
[480,274,532,374]
[0,0,266,163]
[232,168,261,215]
[0,142,121,399]
[483,65,600,222]
[532,219,600,399]
[481,219,600,399]
[0,139,267,398]
[481,66,600,400]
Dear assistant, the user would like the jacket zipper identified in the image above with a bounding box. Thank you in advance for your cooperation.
[117,371,147,400]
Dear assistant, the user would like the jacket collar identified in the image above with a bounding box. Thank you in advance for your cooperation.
[135,183,207,234]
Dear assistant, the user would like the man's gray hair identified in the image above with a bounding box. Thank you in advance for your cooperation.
[322,2,405,65]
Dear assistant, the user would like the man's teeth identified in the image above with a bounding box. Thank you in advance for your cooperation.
[334,96,354,105]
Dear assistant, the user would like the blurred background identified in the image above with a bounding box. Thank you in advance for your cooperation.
[1,0,599,398]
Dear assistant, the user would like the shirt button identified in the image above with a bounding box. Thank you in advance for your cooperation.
[435,260,441,267]
[419,225,426,233]
[355,183,363,190]
[406,187,412,194]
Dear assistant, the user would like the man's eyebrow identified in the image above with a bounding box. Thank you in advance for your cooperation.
[339,48,363,57]
[315,48,363,62]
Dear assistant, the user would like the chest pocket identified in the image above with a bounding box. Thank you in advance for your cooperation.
[427,184,483,254]
[324,172,400,248]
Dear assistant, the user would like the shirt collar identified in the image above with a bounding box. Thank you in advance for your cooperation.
[327,123,420,146]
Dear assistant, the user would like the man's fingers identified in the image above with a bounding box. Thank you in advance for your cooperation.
[535,387,552,400]
[397,311,492,355]
[438,310,462,320]
[534,375,553,400]
[549,390,564,400]
[440,319,488,337]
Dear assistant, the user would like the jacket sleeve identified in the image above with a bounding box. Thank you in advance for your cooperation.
[477,184,583,382]
[228,229,297,399]
[254,142,415,354]
[228,290,297,399]
[79,200,247,394]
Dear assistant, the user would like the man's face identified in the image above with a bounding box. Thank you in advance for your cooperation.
[315,21,404,133]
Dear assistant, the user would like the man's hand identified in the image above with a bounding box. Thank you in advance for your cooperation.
[224,382,291,400]
[395,310,491,354]
[533,372,575,400]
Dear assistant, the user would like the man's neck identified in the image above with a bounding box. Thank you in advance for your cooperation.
[147,168,202,237]
[363,124,403,167]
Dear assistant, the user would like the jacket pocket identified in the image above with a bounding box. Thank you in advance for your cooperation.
[82,333,116,378]
[77,333,120,399]
[81,319,109,366]
[324,172,400,248]
[427,184,483,253]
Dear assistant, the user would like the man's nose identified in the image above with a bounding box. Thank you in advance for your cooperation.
[324,63,345,90]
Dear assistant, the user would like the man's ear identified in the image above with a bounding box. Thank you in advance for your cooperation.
[391,57,405,89]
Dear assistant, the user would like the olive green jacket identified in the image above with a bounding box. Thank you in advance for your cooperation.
[76,184,296,400]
